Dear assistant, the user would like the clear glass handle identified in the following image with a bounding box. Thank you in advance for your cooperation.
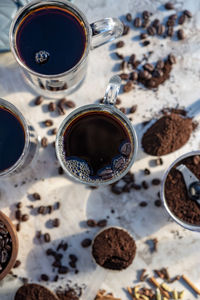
[90,17,123,49]
[103,75,121,105]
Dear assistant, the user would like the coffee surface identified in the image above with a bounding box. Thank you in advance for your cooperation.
[0,106,25,172]
[165,155,200,225]
[142,113,194,156]
[15,284,59,300]
[16,6,86,75]
[92,227,136,270]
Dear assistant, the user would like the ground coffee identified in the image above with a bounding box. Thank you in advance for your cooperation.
[142,113,195,156]
[165,155,200,225]
[15,284,59,300]
[0,221,12,273]
[92,227,136,270]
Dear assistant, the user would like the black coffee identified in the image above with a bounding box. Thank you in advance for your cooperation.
[0,106,25,172]
[62,111,133,182]
[16,6,87,75]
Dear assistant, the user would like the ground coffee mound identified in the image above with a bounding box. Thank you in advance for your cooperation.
[142,113,195,156]
[92,227,136,270]
[15,284,59,300]
[165,155,200,225]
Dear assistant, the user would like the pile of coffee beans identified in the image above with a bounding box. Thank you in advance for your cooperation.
[0,221,12,273]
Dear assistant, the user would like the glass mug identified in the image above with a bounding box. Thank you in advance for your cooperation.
[0,98,39,177]
[56,76,138,186]
[10,0,124,97]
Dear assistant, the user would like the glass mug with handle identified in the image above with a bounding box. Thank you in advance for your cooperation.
[10,0,124,97]
[56,75,138,186]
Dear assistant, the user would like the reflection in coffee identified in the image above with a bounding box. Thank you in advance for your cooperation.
[0,106,25,172]
[61,110,134,183]
[16,6,87,75]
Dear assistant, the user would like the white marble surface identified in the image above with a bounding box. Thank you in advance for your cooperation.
[1,0,200,299]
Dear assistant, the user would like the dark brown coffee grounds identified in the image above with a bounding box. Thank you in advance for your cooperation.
[0,221,12,273]
[142,113,195,156]
[15,284,59,300]
[92,227,136,270]
[165,155,200,225]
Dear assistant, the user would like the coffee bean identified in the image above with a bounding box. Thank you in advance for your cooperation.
[15,210,22,221]
[16,202,22,209]
[152,178,161,185]
[152,19,160,28]
[22,214,29,222]
[54,202,61,210]
[120,142,131,156]
[156,60,165,69]
[57,99,66,115]
[167,26,174,37]
[153,69,164,78]
[13,260,21,268]
[52,261,61,268]
[133,17,142,28]
[157,24,165,36]
[130,71,138,81]
[132,60,141,69]
[147,26,156,36]
[169,14,177,20]
[48,102,56,112]
[139,201,148,207]
[115,98,121,105]
[97,219,107,227]
[140,33,148,40]
[87,219,97,227]
[98,168,113,179]
[184,10,192,18]
[120,60,126,70]
[156,158,163,165]
[57,106,65,115]
[32,193,41,200]
[123,81,133,93]
[123,25,130,36]
[47,205,53,214]
[44,233,51,243]
[165,2,174,10]
[38,206,45,214]
[116,41,124,48]
[168,54,176,64]
[178,14,186,25]
[115,52,124,60]
[81,238,92,248]
[142,181,149,189]
[69,261,76,268]
[143,40,150,46]
[69,254,78,262]
[58,166,64,175]
[154,199,162,207]
[16,223,21,232]
[111,185,123,195]
[119,73,129,80]
[193,155,200,165]
[122,171,134,183]
[44,119,53,127]
[34,96,43,105]
[130,105,137,113]
[53,218,60,227]
[41,137,48,148]
[46,248,54,256]
[139,70,152,80]
[144,63,154,72]
[41,274,49,281]
[142,10,151,20]
[142,19,149,28]
[144,168,151,175]
[126,13,132,22]
[65,100,76,108]
[177,29,185,40]
[167,19,175,27]
[54,275,59,282]
[51,128,57,135]
[36,230,42,240]
[58,266,69,274]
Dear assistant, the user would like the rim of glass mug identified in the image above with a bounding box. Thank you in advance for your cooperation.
[9,0,123,79]
[55,104,138,186]
[0,98,30,177]
[161,150,200,232]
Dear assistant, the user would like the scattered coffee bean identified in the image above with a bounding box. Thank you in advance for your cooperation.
[130,105,137,113]
[41,274,49,281]
[167,26,174,37]
[157,24,165,35]
[32,193,41,200]
[53,218,60,228]
[58,266,69,274]
[169,14,177,20]
[57,106,65,115]
[144,63,154,72]
[97,219,107,227]
[139,70,152,80]
[87,219,97,227]
[57,99,66,115]
[13,260,21,268]
[152,178,161,185]
[132,183,141,190]
[15,210,22,221]
[81,238,92,248]
[156,158,163,165]
[167,18,175,27]
[51,128,57,135]
[142,10,151,20]
[184,10,192,18]
[44,119,53,127]
[34,96,43,105]
[47,206,53,214]
[58,166,64,175]
[123,25,130,36]
[16,223,21,232]
[120,60,126,70]
[44,233,51,243]
[116,41,124,48]
[193,155,200,165]
[152,19,160,28]
[144,168,151,175]
[142,181,149,189]
[153,69,164,78]
[22,214,29,222]
[41,137,48,148]
[147,26,156,36]
[139,201,148,207]
[156,60,165,69]
[48,102,56,112]
[178,14,186,25]
[38,206,45,214]
[142,40,150,46]
[65,100,76,108]
[126,13,132,22]
[154,199,162,207]
[132,60,141,69]
[168,53,176,64]
[133,17,142,28]
[16,202,22,209]
[115,52,124,59]
[115,98,121,105]
[54,202,61,210]
[140,33,148,40]
[142,19,150,28]
[69,261,76,268]
[177,29,185,40]
[123,81,133,93]
[119,73,129,80]
[54,275,59,282]
[111,185,123,195]
[165,2,174,10]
